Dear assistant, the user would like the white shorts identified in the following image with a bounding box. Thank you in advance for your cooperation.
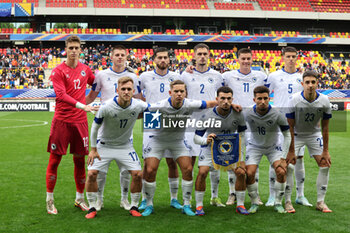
[185,132,201,157]
[143,132,172,159]
[88,142,141,173]
[295,133,323,157]
[245,144,283,166]
[143,136,191,161]
[277,132,305,156]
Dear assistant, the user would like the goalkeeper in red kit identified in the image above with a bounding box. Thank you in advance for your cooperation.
[46,35,98,215]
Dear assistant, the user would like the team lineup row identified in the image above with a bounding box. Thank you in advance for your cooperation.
[45,35,332,218]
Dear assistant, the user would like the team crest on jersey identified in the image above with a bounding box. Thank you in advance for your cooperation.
[208,77,214,83]
[296,78,302,84]
[252,77,257,83]
[51,143,56,150]
[168,77,174,82]
[267,120,273,126]
[81,71,86,77]
[232,120,238,126]
[130,111,136,117]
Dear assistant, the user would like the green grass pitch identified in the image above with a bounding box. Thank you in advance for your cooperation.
[0,111,349,233]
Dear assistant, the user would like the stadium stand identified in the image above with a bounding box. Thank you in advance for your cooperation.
[214,2,254,10]
[249,0,314,12]
[309,0,350,13]
[0,0,39,7]
[46,0,87,7]
[93,0,208,9]
[1,45,349,90]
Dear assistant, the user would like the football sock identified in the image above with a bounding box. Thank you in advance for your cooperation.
[247,183,259,205]
[76,191,84,200]
[269,165,276,198]
[209,170,220,199]
[144,181,156,206]
[182,179,193,206]
[236,191,246,206]
[168,177,179,200]
[141,179,146,200]
[295,158,305,197]
[131,192,141,208]
[227,170,236,196]
[46,153,62,192]
[195,191,205,208]
[120,171,131,201]
[255,166,259,194]
[274,181,286,205]
[73,156,86,194]
[96,172,107,201]
[285,164,295,203]
[86,192,97,209]
[46,192,54,202]
[317,167,329,202]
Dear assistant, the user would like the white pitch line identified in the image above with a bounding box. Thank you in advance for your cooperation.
[0,119,49,129]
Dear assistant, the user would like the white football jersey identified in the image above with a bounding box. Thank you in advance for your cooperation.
[92,68,139,103]
[195,107,247,150]
[181,68,224,101]
[265,69,303,110]
[139,70,181,104]
[244,105,290,148]
[223,69,267,107]
[147,97,206,141]
[286,91,332,136]
[94,98,148,146]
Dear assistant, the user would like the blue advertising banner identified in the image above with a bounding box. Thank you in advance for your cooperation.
[0,3,11,17]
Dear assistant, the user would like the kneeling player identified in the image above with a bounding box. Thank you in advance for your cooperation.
[193,86,249,215]
[286,70,332,213]
[85,77,148,218]
[245,86,291,214]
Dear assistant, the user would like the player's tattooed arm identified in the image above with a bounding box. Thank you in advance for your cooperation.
[286,118,296,165]
[321,119,331,167]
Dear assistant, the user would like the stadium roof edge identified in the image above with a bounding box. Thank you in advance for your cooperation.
[32,8,350,21]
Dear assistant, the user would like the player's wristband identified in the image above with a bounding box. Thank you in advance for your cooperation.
[76,102,86,110]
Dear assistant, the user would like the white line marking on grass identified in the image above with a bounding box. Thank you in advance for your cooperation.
[0,119,49,129]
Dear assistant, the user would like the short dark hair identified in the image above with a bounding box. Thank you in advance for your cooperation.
[302,70,319,80]
[217,86,233,96]
[282,46,297,55]
[153,47,169,59]
[254,86,270,96]
[118,76,134,86]
[112,45,127,54]
[194,43,209,53]
[65,35,81,47]
[170,80,186,89]
[237,48,252,57]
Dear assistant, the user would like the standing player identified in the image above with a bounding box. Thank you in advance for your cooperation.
[86,45,140,211]
[193,86,249,215]
[265,46,312,210]
[142,80,218,216]
[223,48,266,205]
[181,43,226,207]
[46,35,97,214]
[286,70,332,213]
[139,47,182,210]
[244,86,291,214]
[85,77,147,219]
